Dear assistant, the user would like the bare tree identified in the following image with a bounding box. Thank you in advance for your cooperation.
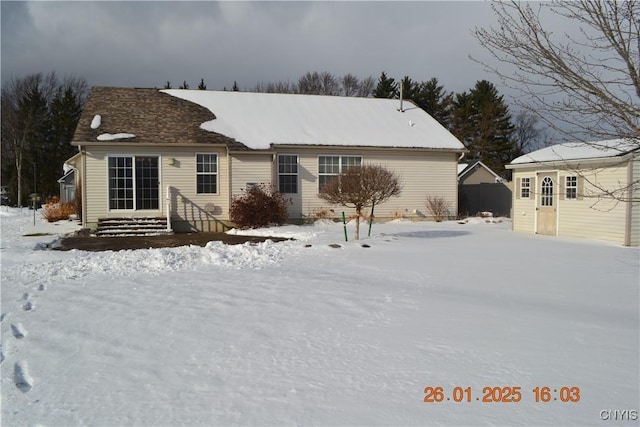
[472,1,639,144]
[298,71,341,95]
[512,110,545,156]
[319,164,402,239]
[341,73,360,96]
[252,81,298,94]
[357,76,376,97]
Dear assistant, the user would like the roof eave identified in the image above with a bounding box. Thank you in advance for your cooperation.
[506,151,636,169]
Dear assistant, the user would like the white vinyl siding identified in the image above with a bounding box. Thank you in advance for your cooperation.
[512,172,536,233]
[83,146,229,230]
[512,164,633,244]
[288,148,458,220]
[230,154,273,197]
[629,155,640,246]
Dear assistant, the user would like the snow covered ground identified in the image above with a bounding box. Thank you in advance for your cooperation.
[1,207,638,426]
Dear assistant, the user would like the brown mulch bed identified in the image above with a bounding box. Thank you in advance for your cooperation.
[52,233,289,252]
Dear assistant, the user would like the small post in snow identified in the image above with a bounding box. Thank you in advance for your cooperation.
[342,211,348,242]
[368,200,376,237]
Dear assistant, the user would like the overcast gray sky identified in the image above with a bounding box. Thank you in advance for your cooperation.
[1,1,506,94]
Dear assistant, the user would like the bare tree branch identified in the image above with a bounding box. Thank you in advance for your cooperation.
[472,0,639,143]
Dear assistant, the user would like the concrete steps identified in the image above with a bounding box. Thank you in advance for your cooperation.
[96,217,173,237]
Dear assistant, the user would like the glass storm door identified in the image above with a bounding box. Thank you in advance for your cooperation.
[135,157,159,210]
[109,156,159,210]
[536,173,557,236]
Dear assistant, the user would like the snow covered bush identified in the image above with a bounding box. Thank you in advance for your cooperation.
[230,184,290,229]
[425,195,451,222]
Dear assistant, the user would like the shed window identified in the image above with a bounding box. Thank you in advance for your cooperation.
[196,154,218,194]
[541,176,554,206]
[520,177,531,199]
[565,176,577,200]
[318,155,362,191]
[278,155,298,194]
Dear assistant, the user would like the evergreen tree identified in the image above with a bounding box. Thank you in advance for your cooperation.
[198,78,207,90]
[232,81,239,91]
[449,91,476,148]
[413,78,452,128]
[451,80,515,174]
[1,73,87,205]
[399,76,420,101]
[179,80,189,89]
[164,81,172,89]
[372,72,398,99]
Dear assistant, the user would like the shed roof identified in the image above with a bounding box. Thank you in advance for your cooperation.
[510,138,639,165]
[162,89,465,151]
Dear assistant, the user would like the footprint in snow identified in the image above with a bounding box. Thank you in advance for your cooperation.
[0,313,6,322]
[11,323,27,339]
[22,301,35,312]
[38,284,46,291]
[14,361,33,392]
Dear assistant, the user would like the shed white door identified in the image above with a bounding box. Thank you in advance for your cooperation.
[536,173,557,236]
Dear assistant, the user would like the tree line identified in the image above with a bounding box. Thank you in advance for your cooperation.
[1,72,87,207]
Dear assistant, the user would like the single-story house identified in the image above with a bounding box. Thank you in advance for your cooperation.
[458,161,512,217]
[67,87,466,233]
[506,139,639,246]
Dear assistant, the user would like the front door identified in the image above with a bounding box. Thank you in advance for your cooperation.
[536,173,557,235]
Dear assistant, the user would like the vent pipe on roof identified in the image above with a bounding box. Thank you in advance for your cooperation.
[398,79,404,112]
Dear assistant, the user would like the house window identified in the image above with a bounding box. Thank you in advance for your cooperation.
[108,156,159,210]
[565,176,577,200]
[196,154,218,194]
[278,154,298,193]
[520,177,531,199]
[318,155,362,191]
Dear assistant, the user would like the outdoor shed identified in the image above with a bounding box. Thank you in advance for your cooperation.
[506,139,639,246]
[458,161,512,217]
[68,87,467,233]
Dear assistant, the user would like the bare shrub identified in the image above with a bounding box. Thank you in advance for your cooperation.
[311,207,335,220]
[42,197,76,222]
[230,184,290,229]
[425,195,452,222]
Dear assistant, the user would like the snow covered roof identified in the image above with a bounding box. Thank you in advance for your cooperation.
[162,90,465,151]
[457,163,469,175]
[510,139,639,165]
